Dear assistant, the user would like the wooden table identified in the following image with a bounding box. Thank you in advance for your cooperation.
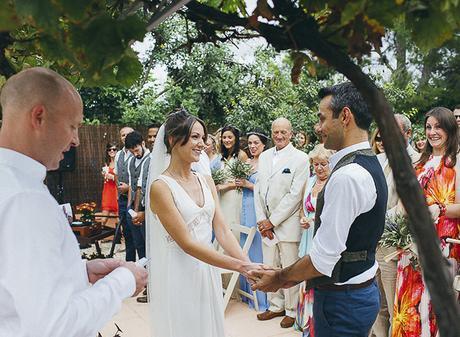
[74,226,117,257]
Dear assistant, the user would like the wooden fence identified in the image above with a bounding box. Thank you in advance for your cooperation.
[46,124,147,207]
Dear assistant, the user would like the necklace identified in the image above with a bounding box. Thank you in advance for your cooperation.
[165,169,193,184]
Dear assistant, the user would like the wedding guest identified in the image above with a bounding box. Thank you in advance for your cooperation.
[413,127,427,153]
[295,131,309,151]
[371,114,420,337]
[371,128,384,154]
[101,142,118,227]
[205,134,218,164]
[0,67,147,337]
[452,105,460,128]
[252,82,387,337]
[295,144,333,336]
[125,131,151,261]
[391,107,460,337]
[254,117,309,328]
[212,125,248,229]
[235,130,270,312]
[146,123,161,151]
[115,126,135,261]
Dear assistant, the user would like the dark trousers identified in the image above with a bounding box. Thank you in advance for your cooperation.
[127,212,146,260]
[118,196,136,262]
[313,280,380,337]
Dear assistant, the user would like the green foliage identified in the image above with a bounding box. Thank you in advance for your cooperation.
[1,0,146,86]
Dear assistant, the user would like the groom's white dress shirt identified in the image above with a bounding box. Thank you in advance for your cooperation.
[0,148,135,337]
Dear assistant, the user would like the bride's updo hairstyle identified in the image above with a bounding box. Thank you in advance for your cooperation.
[164,108,208,154]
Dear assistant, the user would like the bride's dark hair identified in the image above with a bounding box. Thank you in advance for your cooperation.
[164,108,208,153]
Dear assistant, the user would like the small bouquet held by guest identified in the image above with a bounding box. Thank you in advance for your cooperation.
[380,214,418,267]
[226,158,252,192]
[211,167,227,186]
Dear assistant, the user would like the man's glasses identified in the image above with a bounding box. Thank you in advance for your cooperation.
[108,148,117,152]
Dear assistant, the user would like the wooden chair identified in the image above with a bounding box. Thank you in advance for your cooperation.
[214,224,260,311]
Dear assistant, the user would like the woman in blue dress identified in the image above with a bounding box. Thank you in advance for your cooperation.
[235,130,270,311]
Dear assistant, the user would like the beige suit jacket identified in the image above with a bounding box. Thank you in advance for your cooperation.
[254,143,309,242]
[377,144,420,211]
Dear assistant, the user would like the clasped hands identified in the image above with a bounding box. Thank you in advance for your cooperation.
[257,219,274,239]
[241,263,297,293]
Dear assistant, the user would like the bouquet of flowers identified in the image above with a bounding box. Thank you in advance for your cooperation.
[211,168,227,186]
[226,159,253,192]
[380,214,412,249]
[75,202,97,225]
[380,214,418,266]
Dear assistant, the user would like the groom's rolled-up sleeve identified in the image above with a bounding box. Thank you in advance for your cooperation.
[0,191,135,337]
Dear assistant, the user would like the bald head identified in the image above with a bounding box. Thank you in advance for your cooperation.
[1,67,81,121]
[271,117,293,150]
[272,117,292,132]
[0,67,83,170]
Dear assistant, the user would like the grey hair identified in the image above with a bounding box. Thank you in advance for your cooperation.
[394,114,411,132]
[308,144,334,163]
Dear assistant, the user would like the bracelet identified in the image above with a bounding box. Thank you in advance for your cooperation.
[436,202,446,217]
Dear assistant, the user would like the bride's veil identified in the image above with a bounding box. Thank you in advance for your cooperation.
[145,124,170,306]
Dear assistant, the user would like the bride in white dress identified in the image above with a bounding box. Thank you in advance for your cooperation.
[146,110,259,337]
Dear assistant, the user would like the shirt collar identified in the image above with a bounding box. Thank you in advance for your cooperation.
[329,141,371,170]
[0,148,47,182]
[273,142,293,156]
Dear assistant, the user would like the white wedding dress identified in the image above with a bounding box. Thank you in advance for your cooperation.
[149,173,225,337]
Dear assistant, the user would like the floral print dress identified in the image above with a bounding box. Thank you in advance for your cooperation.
[392,155,460,337]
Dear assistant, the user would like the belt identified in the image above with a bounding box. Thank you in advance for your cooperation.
[315,277,375,291]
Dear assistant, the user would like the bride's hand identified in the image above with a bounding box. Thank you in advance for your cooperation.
[239,262,263,281]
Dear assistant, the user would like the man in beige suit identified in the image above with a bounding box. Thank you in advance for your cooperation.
[372,114,420,337]
[254,118,309,328]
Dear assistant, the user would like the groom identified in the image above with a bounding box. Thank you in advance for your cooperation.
[251,82,387,337]
[254,117,309,328]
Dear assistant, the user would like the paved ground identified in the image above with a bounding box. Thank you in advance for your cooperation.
[100,298,300,337]
[87,241,300,337]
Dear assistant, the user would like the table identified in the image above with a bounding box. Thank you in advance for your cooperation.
[74,226,117,257]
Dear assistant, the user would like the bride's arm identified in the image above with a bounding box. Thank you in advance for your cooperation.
[150,180,252,274]
[204,176,250,264]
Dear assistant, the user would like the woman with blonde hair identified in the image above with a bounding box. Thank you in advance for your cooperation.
[295,143,334,336]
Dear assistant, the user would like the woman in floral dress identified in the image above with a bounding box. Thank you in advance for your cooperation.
[392,107,460,337]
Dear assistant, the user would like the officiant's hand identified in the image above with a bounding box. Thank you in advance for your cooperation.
[122,262,148,296]
[86,258,124,284]
[258,219,274,239]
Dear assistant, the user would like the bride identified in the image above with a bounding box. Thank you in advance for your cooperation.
[146,109,259,337]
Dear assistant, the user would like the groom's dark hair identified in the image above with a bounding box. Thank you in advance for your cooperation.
[164,108,208,153]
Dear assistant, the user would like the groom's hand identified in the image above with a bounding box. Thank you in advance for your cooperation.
[249,266,297,292]
[86,258,124,284]
[122,262,148,296]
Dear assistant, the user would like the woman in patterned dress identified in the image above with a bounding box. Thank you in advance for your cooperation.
[392,107,460,337]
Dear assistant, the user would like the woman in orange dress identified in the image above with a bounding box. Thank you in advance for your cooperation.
[392,107,460,337]
[101,142,118,225]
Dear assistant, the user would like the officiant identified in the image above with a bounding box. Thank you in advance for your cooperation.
[0,67,147,337]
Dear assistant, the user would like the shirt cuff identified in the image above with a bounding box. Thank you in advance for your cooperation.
[106,267,136,298]
[309,243,339,277]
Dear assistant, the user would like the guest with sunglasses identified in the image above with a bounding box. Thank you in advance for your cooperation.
[371,129,384,154]
[101,142,119,226]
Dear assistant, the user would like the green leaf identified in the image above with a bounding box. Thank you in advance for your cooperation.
[0,0,20,31]
[57,0,93,21]
[115,54,143,86]
[15,0,60,28]
[118,15,146,44]
[341,0,367,26]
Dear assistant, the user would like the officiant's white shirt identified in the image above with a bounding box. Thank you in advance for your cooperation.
[0,148,135,337]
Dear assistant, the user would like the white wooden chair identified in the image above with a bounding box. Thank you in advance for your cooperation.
[214,224,260,311]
